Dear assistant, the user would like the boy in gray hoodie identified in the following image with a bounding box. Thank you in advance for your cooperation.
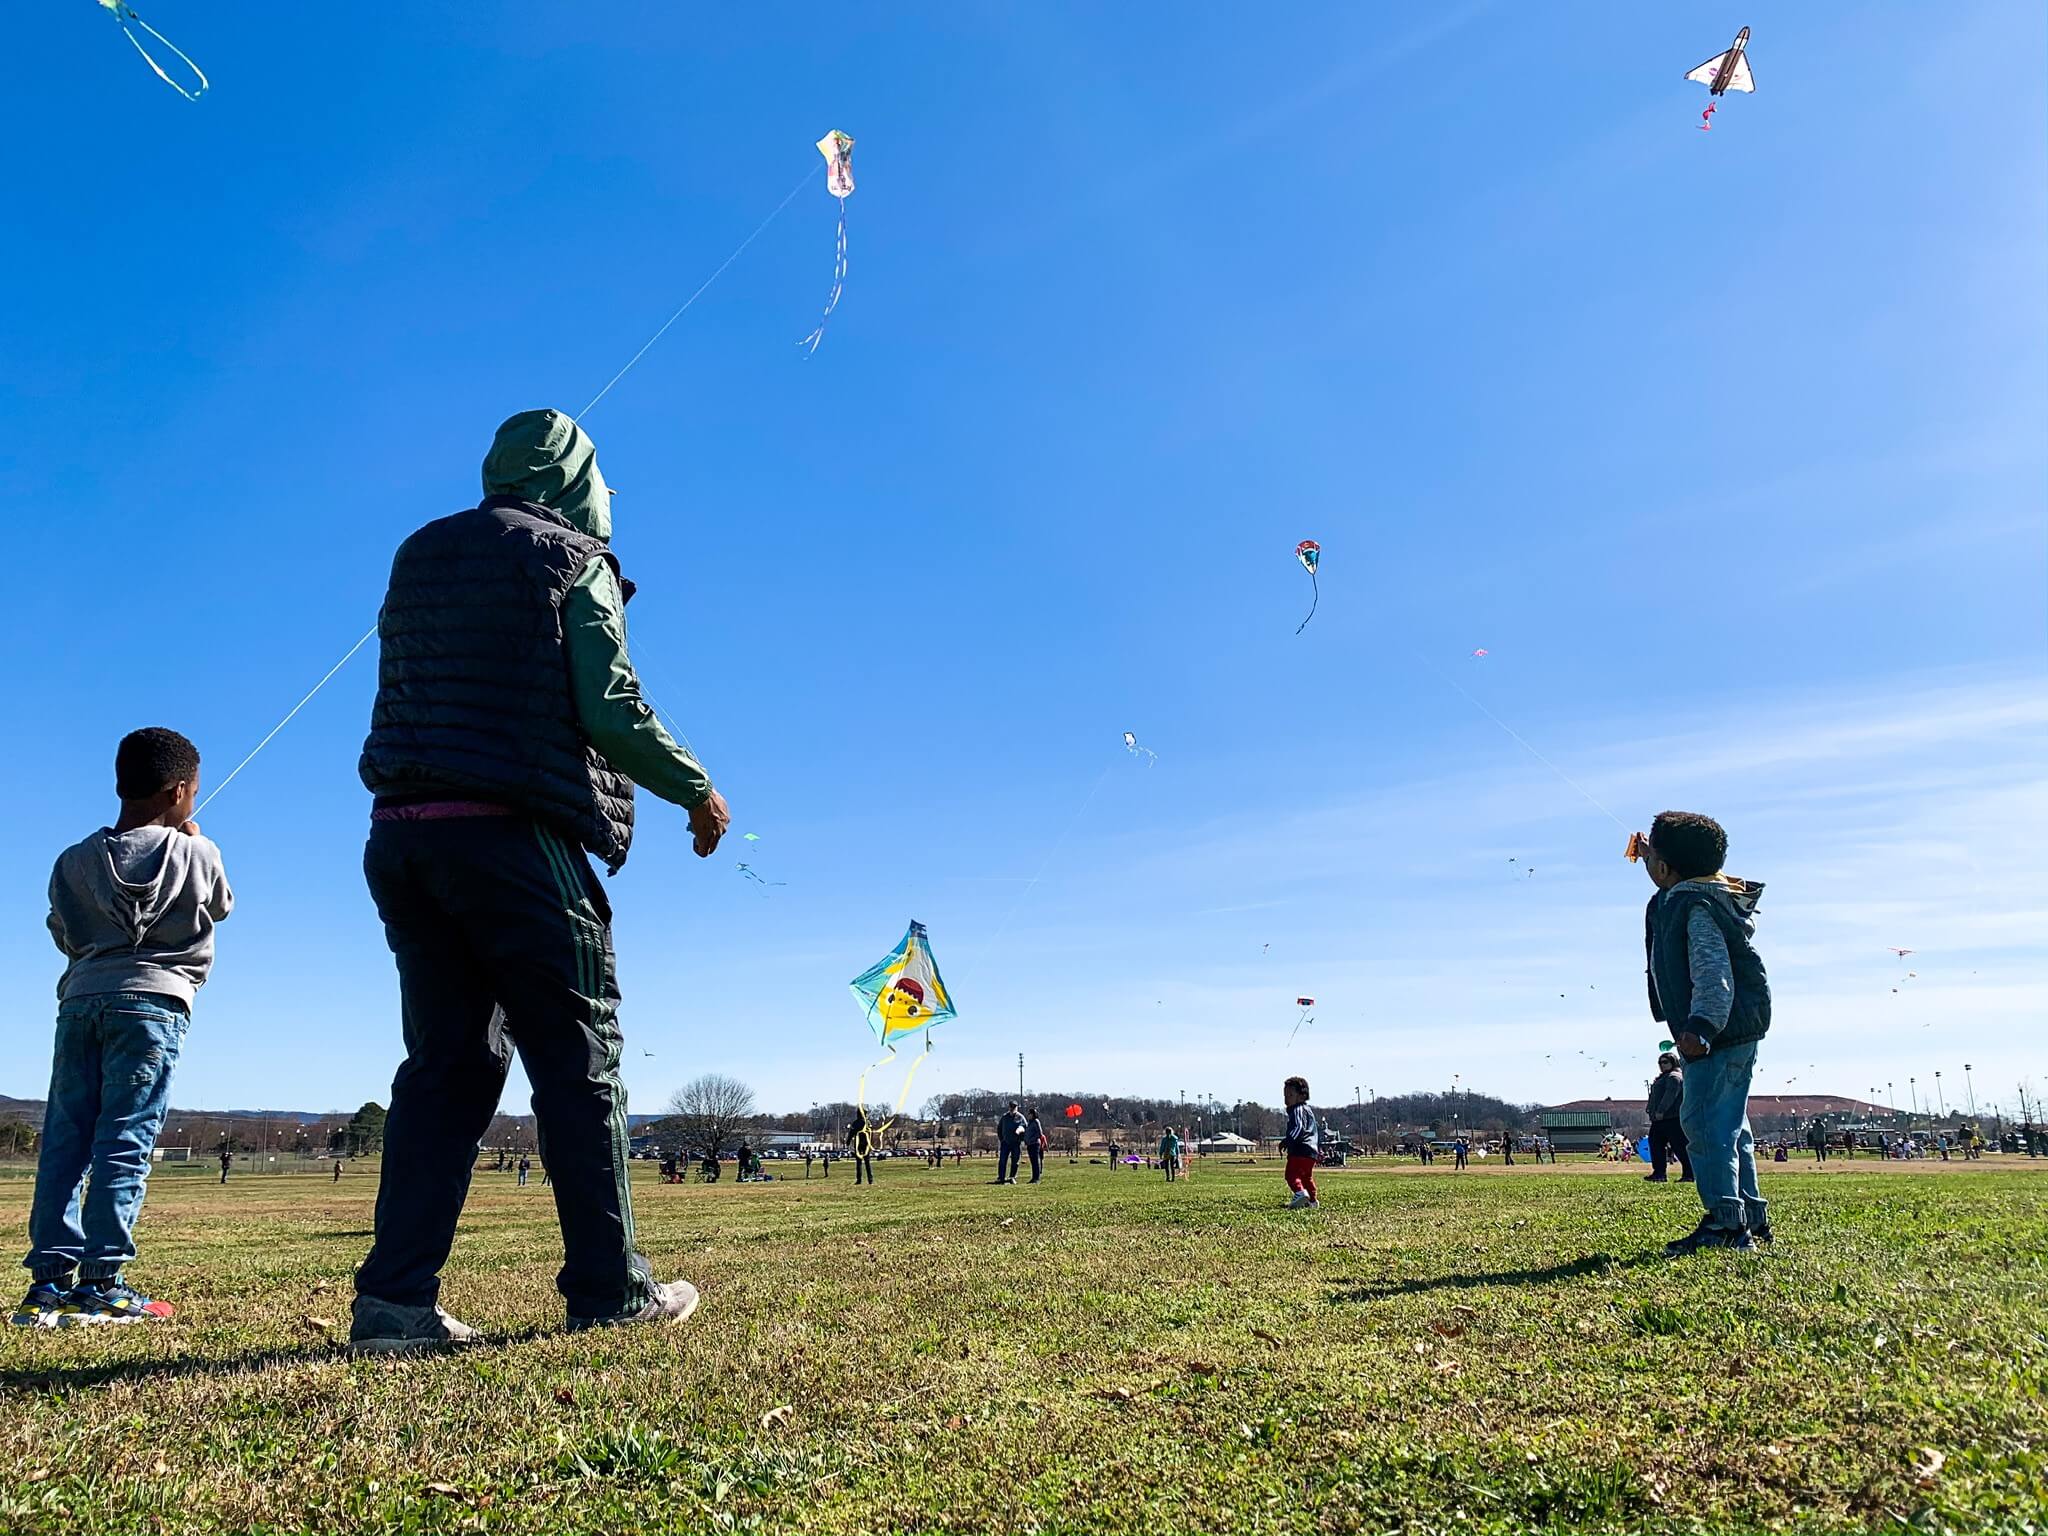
[1632,810,1770,1256]
[12,729,232,1327]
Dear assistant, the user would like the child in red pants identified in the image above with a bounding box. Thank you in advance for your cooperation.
[1281,1076,1319,1210]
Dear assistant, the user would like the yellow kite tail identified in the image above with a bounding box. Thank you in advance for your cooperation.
[873,1036,935,1138]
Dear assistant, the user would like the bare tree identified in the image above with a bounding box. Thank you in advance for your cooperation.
[665,1074,757,1159]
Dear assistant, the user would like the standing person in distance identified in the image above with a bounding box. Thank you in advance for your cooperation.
[1280,1078,1320,1210]
[1644,1052,1693,1183]
[995,1102,1025,1185]
[351,410,730,1352]
[847,1108,876,1186]
[1023,1107,1046,1184]
[1634,810,1773,1255]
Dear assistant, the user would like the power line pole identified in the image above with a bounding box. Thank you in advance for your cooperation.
[1017,1053,1024,1098]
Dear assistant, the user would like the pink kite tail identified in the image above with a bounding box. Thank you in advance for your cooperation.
[1700,103,1716,131]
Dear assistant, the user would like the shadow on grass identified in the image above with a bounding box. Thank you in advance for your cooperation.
[0,1324,553,1393]
[1326,1250,1660,1302]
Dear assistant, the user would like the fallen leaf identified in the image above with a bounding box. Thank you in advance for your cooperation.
[1412,1341,1429,1355]
[1095,1386,1134,1402]
[153,1459,169,1476]
[1452,1304,1478,1317]
[1000,1218,1015,1228]
[25,1470,50,1484]
[1913,1448,1945,1488]
[308,1282,332,1294]
[1187,1361,1218,1377]
[1433,1359,1461,1375]
[554,1387,576,1406]
[303,1315,336,1331]
[1427,1321,1465,1339]
[426,1483,464,1499]
[1251,1328,1282,1347]
[759,1405,793,1431]
[944,1415,963,1431]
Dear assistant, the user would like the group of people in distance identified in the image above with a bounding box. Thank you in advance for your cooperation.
[9,410,1780,1344]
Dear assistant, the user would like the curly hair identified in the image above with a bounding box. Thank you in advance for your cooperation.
[1649,811,1728,881]
[115,727,201,801]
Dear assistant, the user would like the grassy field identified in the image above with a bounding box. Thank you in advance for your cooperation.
[0,1156,2043,1535]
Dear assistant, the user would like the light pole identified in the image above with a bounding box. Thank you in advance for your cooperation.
[1964,1064,1976,1118]
[1909,1077,1918,1121]
[1887,1081,1895,1118]
[1935,1071,1946,1119]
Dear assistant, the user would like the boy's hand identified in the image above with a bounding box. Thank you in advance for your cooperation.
[1676,1031,1710,1060]
[688,788,731,858]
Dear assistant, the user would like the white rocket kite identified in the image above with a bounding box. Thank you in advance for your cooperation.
[1686,26,1756,97]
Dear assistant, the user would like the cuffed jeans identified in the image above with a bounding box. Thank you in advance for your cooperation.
[997,1143,1020,1182]
[1677,1039,1767,1233]
[356,817,652,1319]
[25,992,188,1282]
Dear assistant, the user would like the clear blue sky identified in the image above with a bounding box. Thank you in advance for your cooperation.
[4,2,2043,1124]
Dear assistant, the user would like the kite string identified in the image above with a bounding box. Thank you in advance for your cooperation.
[1296,570,1319,635]
[196,169,817,813]
[195,625,377,813]
[579,165,819,419]
[1402,643,1629,831]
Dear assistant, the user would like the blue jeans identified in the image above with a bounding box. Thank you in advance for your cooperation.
[25,992,189,1282]
[1677,1039,1767,1233]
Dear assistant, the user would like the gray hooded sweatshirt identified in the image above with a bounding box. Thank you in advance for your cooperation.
[48,826,233,1006]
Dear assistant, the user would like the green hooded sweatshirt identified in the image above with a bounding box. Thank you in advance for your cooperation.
[482,409,710,811]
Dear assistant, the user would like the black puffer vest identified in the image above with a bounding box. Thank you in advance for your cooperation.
[1645,884,1771,1048]
[359,497,636,869]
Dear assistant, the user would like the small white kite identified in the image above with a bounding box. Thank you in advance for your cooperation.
[800,131,855,355]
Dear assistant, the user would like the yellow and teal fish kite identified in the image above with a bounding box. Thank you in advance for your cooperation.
[848,920,956,1129]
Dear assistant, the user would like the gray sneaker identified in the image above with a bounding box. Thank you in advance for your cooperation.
[567,1278,701,1333]
[348,1295,482,1356]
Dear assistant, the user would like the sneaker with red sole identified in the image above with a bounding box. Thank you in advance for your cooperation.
[58,1279,174,1325]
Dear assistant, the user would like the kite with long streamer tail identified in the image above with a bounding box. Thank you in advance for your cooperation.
[1294,540,1321,633]
[95,0,207,100]
[848,921,958,1132]
[800,131,855,355]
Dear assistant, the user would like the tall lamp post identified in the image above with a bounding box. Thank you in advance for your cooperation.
[1935,1071,1946,1119]
[1909,1077,1918,1122]
[1887,1081,1896,1119]
[1963,1064,1976,1118]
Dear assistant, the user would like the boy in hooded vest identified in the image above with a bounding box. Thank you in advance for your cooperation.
[14,729,232,1326]
[1633,811,1772,1256]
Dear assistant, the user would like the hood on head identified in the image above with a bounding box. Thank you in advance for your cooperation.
[482,409,611,542]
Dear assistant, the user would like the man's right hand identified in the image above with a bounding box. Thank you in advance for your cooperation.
[689,788,731,858]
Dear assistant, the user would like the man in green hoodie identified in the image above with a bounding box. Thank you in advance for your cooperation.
[352,409,729,1353]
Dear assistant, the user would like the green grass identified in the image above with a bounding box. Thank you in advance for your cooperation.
[0,1156,2043,1534]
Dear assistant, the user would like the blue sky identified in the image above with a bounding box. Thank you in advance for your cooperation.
[3,2,2042,1122]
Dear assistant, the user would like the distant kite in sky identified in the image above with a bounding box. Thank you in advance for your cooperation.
[1294,540,1321,634]
[736,862,785,889]
[95,0,207,99]
[1123,731,1156,764]
[1686,26,1755,124]
[1888,947,1914,958]
[1471,648,1489,659]
[800,131,855,355]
